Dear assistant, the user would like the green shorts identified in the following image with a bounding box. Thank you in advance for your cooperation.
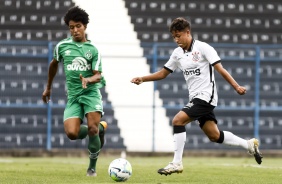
[64,90,104,121]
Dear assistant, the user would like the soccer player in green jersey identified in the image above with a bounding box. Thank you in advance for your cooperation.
[42,6,107,177]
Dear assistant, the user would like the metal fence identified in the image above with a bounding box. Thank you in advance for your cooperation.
[142,42,282,145]
[1,41,282,150]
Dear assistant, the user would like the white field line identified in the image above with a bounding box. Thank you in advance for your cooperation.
[0,158,86,165]
[0,159,13,163]
[217,163,282,170]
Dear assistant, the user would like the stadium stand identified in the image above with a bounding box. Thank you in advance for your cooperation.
[1,0,282,152]
[0,0,126,149]
[125,0,282,44]
[124,0,282,150]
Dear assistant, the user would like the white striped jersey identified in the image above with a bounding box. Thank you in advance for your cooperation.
[164,39,221,106]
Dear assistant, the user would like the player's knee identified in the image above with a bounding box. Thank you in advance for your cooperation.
[88,125,99,136]
[66,132,78,140]
[208,136,218,142]
[207,134,220,143]
[172,117,185,126]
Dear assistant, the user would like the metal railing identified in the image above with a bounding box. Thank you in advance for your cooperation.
[1,41,282,150]
[141,42,282,143]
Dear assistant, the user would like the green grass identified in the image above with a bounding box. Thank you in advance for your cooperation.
[0,156,281,184]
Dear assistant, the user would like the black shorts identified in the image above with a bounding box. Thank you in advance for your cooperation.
[181,98,217,128]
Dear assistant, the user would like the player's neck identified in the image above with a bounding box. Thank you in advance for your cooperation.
[183,37,193,52]
[72,37,88,43]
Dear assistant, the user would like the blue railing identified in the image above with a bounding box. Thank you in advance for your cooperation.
[0,41,59,150]
[141,42,282,143]
[1,41,282,150]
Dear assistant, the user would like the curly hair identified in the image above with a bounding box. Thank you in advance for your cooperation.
[169,17,191,33]
[64,6,89,26]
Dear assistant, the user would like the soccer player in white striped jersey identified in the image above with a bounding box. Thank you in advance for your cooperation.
[131,17,262,176]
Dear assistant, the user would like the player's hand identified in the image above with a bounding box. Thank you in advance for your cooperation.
[236,86,246,95]
[80,74,89,89]
[42,88,51,103]
[131,77,143,85]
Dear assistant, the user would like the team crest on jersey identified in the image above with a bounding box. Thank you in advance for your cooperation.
[192,51,200,62]
[85,50,92,60]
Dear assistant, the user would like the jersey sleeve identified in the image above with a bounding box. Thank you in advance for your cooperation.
[164,49,179,72]
[92,47,106,88]
[202,43,221,65]
[53,43,62,62]
[92,48,102,72]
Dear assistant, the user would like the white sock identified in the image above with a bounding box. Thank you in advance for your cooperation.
[172,132,186,163]
[222,131,248,149]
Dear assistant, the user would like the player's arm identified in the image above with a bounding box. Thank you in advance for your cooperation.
[214,62,246,95]
[80,70,101,89]
[42,59,59,103]
[131,68,171,85]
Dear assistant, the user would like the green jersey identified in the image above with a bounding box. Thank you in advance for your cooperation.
[54,37,106,99]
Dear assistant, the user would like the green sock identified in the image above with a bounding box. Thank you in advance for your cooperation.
[78,124,103,139]
[98,123,104,133]
[78,125,88,139]
[88,135,101,170]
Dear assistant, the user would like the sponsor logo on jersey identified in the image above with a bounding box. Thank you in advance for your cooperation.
[192,51,200,62]
[183,68,201,76]
[67,57,91,71]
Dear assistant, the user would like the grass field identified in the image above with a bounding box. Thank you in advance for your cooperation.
[0,156,281,184]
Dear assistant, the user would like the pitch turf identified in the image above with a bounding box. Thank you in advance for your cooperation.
[0,156,281,184]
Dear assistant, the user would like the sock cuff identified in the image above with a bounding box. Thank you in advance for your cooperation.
[88,149,100,159]
[217,130,224,143]
[173,126,186,134]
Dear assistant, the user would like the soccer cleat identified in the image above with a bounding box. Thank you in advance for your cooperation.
[157,162,183,176]
[86,168,97,177]
[247,138,263,164]
[99,121,108,148]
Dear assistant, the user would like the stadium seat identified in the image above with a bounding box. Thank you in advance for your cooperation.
[37,0,272,151]
[0,0,127,150]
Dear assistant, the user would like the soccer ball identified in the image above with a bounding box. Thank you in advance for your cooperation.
[108,158,132,182]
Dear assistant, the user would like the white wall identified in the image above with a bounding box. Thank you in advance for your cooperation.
[72,0,173,152]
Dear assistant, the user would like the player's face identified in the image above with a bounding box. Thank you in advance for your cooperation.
[69,20,87,42]
[171,30,190,50]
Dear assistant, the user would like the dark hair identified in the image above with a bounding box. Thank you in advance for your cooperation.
[169,17,191,33]
[64,6,89,26]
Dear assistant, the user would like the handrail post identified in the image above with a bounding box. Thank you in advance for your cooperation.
[152,43,158,152]
[46,42,53,151]
[254,46,261,140]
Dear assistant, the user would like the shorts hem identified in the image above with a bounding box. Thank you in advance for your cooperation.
[64,116,82,122]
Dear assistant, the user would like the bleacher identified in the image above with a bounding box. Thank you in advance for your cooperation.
[126,0,282,44]
[124,0,282,150]
[1,0,282,151]
[0,0,125,149]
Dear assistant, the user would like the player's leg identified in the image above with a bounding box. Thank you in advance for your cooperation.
[158,98,217,175]
[77,119,107,146]
[201,120,248,147]
[83,92,106,177]
[99,121,108,148]
[86,111,102,176]
[200,118,263,164]
[64,118,82,139]
[83,90,107,148]
[63,101,86,140]
[158,111,192,176]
